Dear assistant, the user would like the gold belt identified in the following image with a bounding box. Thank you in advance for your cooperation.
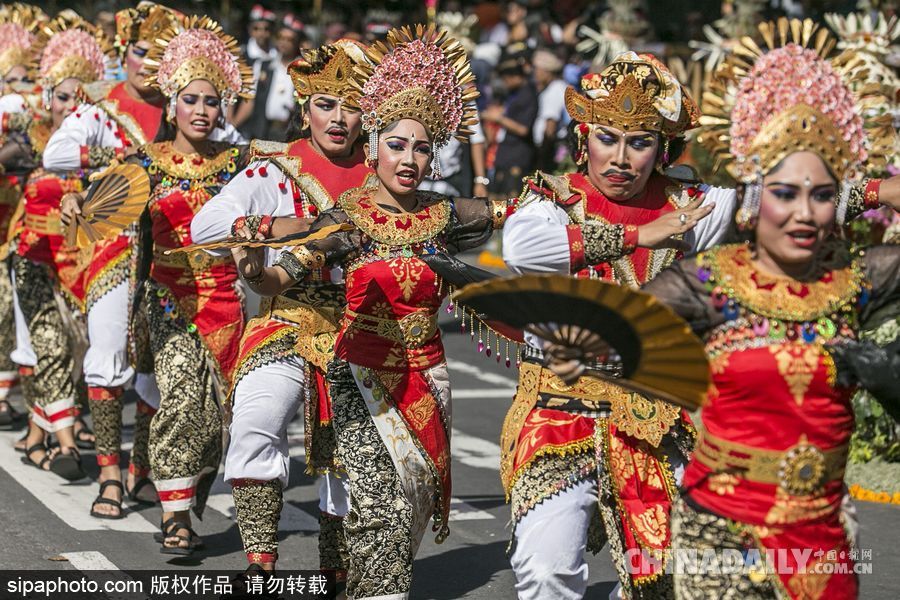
[24,213,63,235]
[695,430,848,496]
[262,295,341,334]
[344,309,437,349]
[152,248,220,271]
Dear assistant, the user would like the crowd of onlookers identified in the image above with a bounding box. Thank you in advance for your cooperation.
[86,0,878,197]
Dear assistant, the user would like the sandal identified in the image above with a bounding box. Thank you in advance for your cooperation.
[126,477,158,506]
[20,442,50,470]
[0,400,22,427]
[14,432,29,453]
[159,520,198,557]
[48,447,87,481]
[90,480,125,520]
[154,517,205,549]
[73,417,95,450]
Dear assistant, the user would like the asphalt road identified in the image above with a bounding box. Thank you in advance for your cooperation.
[0,311,897,599]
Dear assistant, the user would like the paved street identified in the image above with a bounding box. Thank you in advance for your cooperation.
[0,310,898,599]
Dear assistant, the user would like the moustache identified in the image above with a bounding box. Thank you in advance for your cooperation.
[600,169,636,181]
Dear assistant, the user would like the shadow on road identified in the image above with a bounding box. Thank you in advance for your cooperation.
[413,540,509,599]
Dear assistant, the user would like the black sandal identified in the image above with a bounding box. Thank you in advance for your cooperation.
[90,480,125,520]
[159,520,198,556]
[14,431,29,453]
[73,418,95,450]
[126,477,158,506]
[20,442,50,470]
[0,400,22,427]
[154,517,205,549]
[48,447,87,481]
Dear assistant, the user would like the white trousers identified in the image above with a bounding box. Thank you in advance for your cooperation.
[511,436,686,600]
[224,354,349,514]
[9,266,35,367]
[83,281,134,389]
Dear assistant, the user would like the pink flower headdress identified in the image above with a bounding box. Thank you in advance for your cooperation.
[142,15,253,106]
[32,14,114,97]
[698,18,869,227]
[350,24,479,174]
[0,3,48,78]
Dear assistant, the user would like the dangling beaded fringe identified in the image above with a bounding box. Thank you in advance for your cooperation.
[836,181,851,228]
[431,144,442,180]
[368,129,379,162]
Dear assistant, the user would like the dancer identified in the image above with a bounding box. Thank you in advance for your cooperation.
[191,40,375,579]
[543,19,900,600]
[123,13,252,552]
[500,52,735,599]
[234,24,510,599]
[14,15,109,482]
[0,2,48,428]
[45,1,177,512]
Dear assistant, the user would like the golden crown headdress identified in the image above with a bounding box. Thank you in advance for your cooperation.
[142,15,253,105]
[115,2,178,56]
[697,18,868,185]
[31,14,114,91]
[351,23,479,155]
[288,39,369,106]
[0,3,48,77]
[565,51,699,138]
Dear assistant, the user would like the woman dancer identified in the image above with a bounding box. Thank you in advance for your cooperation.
[234,24,512,598]
[544,20,900,600]
[91,14,251,548]
[15,16,109,483]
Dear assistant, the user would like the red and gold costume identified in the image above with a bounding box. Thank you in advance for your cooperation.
[40,2,176,479]
[500,53,738,598]
[134,13,252,523]
[189,39,376,574]
[656,17,896,600]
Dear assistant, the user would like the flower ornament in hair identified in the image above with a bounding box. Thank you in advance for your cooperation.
[32,15,114,107]
[142,15,254,106]
[698,18,870,228]
[0,3,48,78]
[350,24,479,175]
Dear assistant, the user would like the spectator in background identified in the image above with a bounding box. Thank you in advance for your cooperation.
[482,54,538,197]
[239,15,306,141]
[531,49,567,171]
[234,5,278,136]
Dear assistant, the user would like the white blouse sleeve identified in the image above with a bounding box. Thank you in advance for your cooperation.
[685,185,737,253]
[42,105,120,171]
[502,198,575,274]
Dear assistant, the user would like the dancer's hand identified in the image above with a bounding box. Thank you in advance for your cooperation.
[60,191,85,223]
[637,195,714,250]
[230,224,267,282]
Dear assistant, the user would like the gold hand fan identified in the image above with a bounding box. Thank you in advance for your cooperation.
[452,274,710,410]
[65,162,150,248]
[166,223,356,254]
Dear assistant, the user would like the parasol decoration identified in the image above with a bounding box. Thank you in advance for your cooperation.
[452,274,710,410]
[165,223,355,254]
[64,162,150,248]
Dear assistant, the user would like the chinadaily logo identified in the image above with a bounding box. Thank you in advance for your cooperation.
[624,548,874,577]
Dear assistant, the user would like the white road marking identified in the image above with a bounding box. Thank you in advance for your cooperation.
[0,431,157,532]
[451,428,501,471]
[449,498,495,521]
[60,551,120,570]
[446,358,518,387]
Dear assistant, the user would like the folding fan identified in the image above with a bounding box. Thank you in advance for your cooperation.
[452,274,710,410]
[167,223,356,254]
[65,163,150,248]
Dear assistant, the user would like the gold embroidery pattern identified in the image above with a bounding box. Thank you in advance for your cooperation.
[388,257,425,301]
[339,187,451,246]
[786,548,838,600]
[770,343,821,405]
[630,504,668,548]
[143,141,235,180]
[706,244,864,322]
[764,487,835,525]
[405,395,436,431]
[708,472,739,496]
[611,391,681,448]
[501,361,542,495]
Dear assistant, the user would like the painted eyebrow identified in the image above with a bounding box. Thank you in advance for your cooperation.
[766,182,835,190]
[596,127,654,141]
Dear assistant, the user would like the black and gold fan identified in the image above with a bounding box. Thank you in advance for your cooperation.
[452,274,710,410]
[65,163,150,248]
[166,223,356,254]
